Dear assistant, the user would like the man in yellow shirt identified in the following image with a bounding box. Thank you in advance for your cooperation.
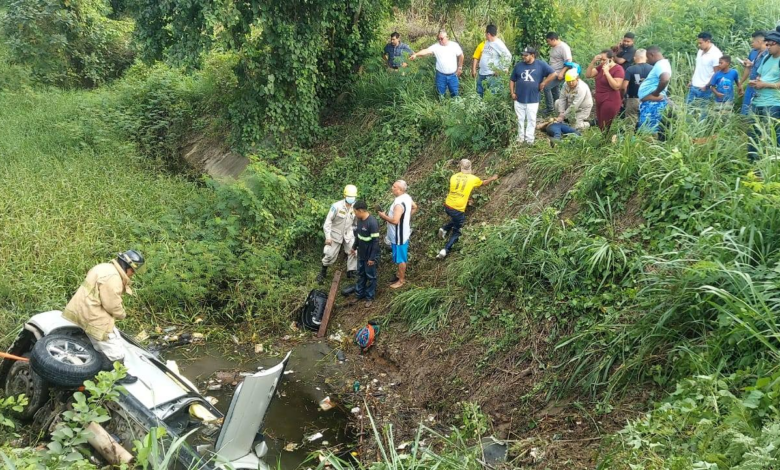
[437,159,498,259]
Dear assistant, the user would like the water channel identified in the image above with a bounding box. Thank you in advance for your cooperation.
[166,341,351,469]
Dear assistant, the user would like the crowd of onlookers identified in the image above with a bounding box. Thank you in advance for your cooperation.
[383,25,780,160]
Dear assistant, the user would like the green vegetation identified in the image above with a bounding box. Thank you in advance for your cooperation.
[2,0,780,467]
[2,0,134,86]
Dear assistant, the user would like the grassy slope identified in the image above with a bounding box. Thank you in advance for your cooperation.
[0,90,201,330]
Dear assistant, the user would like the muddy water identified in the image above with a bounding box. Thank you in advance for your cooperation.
[166,341,351,469]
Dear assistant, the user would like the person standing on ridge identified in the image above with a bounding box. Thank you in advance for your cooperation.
[740,31,768,115]
[62,250,145,385]
[687,32,722,105]
[437,159,498,259]
[378,180,417,289]
[384,32,413,70]
[318,185,358,284]
[410,30,464,97]
[349,201,381,308]
[615,32,636,70]
[622,49,653,123]
[747,30,780,162]
[709,55,739,113]
[510,47,557,145]
[471,24,512,97]
[638,45,672,135]
[587,49,625,131]
[543,32,573,115]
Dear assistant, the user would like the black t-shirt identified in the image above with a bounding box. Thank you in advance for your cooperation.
[625,63,654,98]
[618,46,636,70]
[353,215,380,261]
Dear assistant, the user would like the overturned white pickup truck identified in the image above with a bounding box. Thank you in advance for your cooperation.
[0,310,289,469]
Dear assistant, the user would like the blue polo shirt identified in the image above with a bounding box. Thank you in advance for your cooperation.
[510,60,554,104]
[384,43,413,68]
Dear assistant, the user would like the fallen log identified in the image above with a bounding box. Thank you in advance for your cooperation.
[86,422,133,465]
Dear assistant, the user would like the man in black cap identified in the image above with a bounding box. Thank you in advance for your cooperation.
[615,32,636,70]
[510,47,557,145]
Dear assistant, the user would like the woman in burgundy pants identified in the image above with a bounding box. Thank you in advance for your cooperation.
[586,50,625,130]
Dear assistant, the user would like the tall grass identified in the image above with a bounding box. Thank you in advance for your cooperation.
[388,287,455,333]
[0,90,200,328]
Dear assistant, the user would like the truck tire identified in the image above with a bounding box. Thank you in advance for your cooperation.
[4,354,50,420]
[30,334,102,388]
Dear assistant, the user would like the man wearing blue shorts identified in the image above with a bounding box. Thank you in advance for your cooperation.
[638,45,672,135]
[378,180,417,289]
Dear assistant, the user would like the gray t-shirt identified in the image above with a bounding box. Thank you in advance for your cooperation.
[549,41,573,72]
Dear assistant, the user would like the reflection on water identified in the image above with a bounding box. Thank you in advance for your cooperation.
[167,341,350,469]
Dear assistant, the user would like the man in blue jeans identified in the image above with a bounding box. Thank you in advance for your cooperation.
[687,32,722,107]
[350,201,380,308]
[410,30,464,97]
[747,31,780,162]
[436,159,498,259]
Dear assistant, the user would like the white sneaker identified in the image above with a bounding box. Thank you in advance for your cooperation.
[436,249,447,259]
[438,228,447,239]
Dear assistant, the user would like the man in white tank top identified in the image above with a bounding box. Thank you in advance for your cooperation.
[378,180,418,289]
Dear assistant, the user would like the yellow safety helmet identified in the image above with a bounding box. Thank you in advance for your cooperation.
[564,69,579,82]
[344,184,358,198]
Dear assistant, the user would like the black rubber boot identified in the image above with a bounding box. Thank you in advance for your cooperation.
[346,270,356,279]
[316,266,328,284]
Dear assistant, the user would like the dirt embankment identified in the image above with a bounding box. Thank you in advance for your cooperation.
[318,148,646,469]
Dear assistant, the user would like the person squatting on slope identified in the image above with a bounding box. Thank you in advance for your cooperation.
[555,69,593,131]
[318,185,358,284]
[62,250,145,385]
[349,201,381,308]
[437,159,498,259]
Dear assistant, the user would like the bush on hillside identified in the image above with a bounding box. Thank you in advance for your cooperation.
[109,55,239,168]
[1,0,134,87]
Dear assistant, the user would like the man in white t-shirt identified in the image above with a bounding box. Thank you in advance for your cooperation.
[410,30,464,97]
[378,180,417,289]
[687,31,722,104]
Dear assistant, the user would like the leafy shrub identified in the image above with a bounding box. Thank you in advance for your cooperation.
[600,373,780,470]
[109,56,239,168]
[1,0,134,87]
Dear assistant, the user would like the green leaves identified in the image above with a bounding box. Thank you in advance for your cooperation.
[129,0,390,146]
[2,0,135,87]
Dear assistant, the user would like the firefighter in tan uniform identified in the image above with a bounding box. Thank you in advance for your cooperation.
[317,185,358,283]
[62,250,144,384]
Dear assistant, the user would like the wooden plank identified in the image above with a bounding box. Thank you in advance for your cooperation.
[318,270,342,338]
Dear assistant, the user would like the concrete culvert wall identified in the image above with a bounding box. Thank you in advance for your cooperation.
[181,133,249,178]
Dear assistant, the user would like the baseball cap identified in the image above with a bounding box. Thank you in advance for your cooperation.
[766,31,780,43]
[521,47,537,55]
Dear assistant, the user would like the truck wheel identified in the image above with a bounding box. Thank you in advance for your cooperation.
[30,334,102,388]
[5,354,50,420]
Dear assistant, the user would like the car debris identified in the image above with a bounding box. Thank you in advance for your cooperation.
[2,311,292,470]
[319,397,335,411]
